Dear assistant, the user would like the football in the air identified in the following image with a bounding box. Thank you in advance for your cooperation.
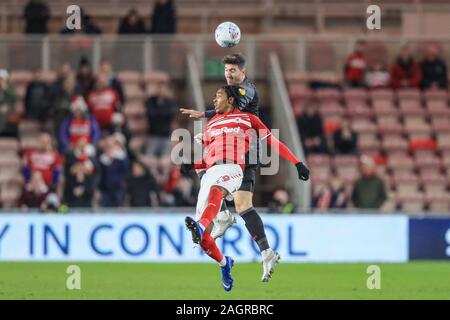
[214,21,241,48]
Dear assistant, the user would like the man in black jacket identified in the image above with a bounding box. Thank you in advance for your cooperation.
[420,44,448,90]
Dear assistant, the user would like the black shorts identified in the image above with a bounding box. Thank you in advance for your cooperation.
[238,166,257,193]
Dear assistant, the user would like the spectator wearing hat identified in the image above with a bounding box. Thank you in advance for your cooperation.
[58,95,100,155]
[0,69,18,137]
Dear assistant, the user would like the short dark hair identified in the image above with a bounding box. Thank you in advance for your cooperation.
[222,53,246,70]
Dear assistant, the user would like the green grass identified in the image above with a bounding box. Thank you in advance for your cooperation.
[0,262,449,299]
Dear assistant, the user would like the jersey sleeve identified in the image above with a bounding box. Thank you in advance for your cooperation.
[249,114,301,165]
[205,109,217,120]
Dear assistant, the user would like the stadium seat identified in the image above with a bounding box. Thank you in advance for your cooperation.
[399,100,425,116]
[357,133,380,152]
[396,88,421,101]
[414,153,442,169]
[351,118,377,134]
[437,133,450,151]
[423,89,448,101]
[426,100,450,117]
[387,152,414,170]
[431,117,450,133]
[143,71,170,84]
[377,116,404,135]
[10,70,32,85]
[404,116,431,135]
[117,71,142,85]
[381,134,408,152]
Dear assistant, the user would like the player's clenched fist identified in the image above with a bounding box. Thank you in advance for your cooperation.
[180,108,205,119]
[295,162,310,181]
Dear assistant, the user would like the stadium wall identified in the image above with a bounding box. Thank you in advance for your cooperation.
[4,213,446,263]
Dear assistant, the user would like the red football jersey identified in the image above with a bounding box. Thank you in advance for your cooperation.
[196,108,300,170]
[24,150,63,186]
[87,88,120,129]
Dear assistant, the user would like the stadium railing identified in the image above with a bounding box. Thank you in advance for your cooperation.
[1,34,450,79]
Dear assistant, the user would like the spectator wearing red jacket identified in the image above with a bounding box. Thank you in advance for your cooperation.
[22,132,63,189]
[344,40,368,88]
[390,45,422,90]
[87,72,122,130]
[58,95,101,155]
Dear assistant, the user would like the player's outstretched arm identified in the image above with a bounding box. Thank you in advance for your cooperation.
[250,115,310,181]
[179,108,205,119]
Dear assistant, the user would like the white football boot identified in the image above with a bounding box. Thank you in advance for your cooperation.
[261,249,281,282]
[211,209,236,240]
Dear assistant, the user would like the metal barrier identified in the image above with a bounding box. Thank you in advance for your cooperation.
[1,34,450,79]
[269,52,311,210]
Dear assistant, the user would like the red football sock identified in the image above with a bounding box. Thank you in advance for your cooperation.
[200,231,224,263]
[198,186,223,229]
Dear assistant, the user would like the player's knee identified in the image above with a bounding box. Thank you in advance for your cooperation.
[209,185,227,199]
[235,193,253,214]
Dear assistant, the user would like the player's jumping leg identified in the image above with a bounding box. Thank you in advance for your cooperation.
[199,230,234,291]
[185,185,225,243]
[234,190,280,282]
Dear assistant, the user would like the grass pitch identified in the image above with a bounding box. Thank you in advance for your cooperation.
[0,262,449,300]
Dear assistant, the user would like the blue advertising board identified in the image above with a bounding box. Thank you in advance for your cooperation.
[0,213,408,263]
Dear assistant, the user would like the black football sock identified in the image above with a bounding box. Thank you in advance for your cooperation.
[240,207,270,252]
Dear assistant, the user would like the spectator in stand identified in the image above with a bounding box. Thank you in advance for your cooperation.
[351,155,387,209]
[0,69,18,138]
[24,68,51,122]
[313,172,348,210]
[58,95,100,155]
[333,116,358,154]
[18,171,49,210]
[365,63,390,89]
[171,176,197,206]
[420,43,448,90]
[118,9,146,34]
[297,102,328,155]
[150,0,177,34]
[22,132,63,190]
[145,83,177,158]
[99,59,126,104]
[52,72,76,133]
[75,57,95,97]
[344,40,367,88]
[390,45,421,90]
[23,0,50,34]
[50,63,72,101]
[61,11,102,34]
[63,137,97,208]
[98,134,129,207]
[127,160,159,207]
[268,188,296,214]
[87,72,125,138]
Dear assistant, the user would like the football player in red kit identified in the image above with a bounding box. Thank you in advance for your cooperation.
[182,86,309,291]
